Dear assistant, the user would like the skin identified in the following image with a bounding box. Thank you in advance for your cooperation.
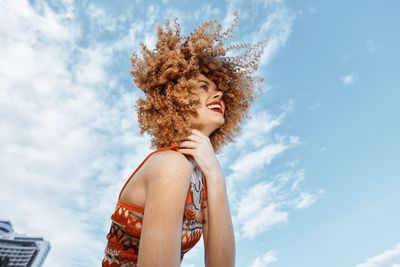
[179,73,235,267]
[187,73,226,138]
[135,73,235,267]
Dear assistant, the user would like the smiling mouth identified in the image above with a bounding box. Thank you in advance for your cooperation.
[206,102,224,114]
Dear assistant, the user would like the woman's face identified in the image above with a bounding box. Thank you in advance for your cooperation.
[188,73,225,137]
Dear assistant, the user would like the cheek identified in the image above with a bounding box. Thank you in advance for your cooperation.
[187,107,203,121]
[187,107,208,122]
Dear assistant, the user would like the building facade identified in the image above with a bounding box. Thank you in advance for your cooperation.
[0,221,50,267]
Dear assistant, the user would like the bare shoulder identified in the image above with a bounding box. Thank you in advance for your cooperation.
[144,150,195,184]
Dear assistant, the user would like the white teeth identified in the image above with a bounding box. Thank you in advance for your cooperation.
[207,104,222,110]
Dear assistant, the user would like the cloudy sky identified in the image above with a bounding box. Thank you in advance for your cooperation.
[1,0,399,266]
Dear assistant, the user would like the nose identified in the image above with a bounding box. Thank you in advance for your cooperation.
[212,90,223,100]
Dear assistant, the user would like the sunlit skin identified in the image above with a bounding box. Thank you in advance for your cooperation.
[178,128,236,267]
[187,73,225,138]
[178,73,236,267]
[121,73,236,266]
[179,72,226,178]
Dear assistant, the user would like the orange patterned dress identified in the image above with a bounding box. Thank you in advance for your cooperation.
[102,146,208,266]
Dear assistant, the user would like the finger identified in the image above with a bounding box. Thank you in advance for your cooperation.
[184,133,202,142]
[179,140,197,148]
[177,148,194,157]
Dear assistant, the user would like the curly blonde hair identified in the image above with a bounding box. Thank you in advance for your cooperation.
[130,11,267,154]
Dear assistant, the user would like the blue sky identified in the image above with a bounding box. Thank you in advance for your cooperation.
[1,0,399,266]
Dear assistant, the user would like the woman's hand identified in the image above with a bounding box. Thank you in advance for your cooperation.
[177,129,223,179]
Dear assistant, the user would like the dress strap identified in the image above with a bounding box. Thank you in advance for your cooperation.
[117,145,182,200]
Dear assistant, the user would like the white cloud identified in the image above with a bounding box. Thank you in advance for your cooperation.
[232,169,322,239]
[219,106,300,204]
[356,243,400,267]
[210,0,322,247]
[233,110,287,150]
[294,191,319,209]
[248,250,278,267]
[221,106,298,184]
[236,181,289,238]
[256,7,294,66]
[87,3,118,32]
[229,140,296,181]
[0,1,150,266]
[340,73,358,85]
[221,0,295,68]
[214,98,321,240]
[192,3,221,20]
[0,1,312,266]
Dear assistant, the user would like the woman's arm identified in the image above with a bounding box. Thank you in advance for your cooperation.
[202,169,235,267]
[178,129,236,267]
[137,150,193,267]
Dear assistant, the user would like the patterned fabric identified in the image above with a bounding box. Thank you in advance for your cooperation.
[102,146,208,266]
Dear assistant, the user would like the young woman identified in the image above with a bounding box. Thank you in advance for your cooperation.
[102,11,267,267]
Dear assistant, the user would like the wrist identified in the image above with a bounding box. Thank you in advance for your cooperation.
[203,168,225,182]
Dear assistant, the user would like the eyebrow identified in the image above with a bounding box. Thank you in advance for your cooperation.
[198,79,210,85]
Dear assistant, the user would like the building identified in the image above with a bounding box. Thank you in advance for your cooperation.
[0,221,50,267]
